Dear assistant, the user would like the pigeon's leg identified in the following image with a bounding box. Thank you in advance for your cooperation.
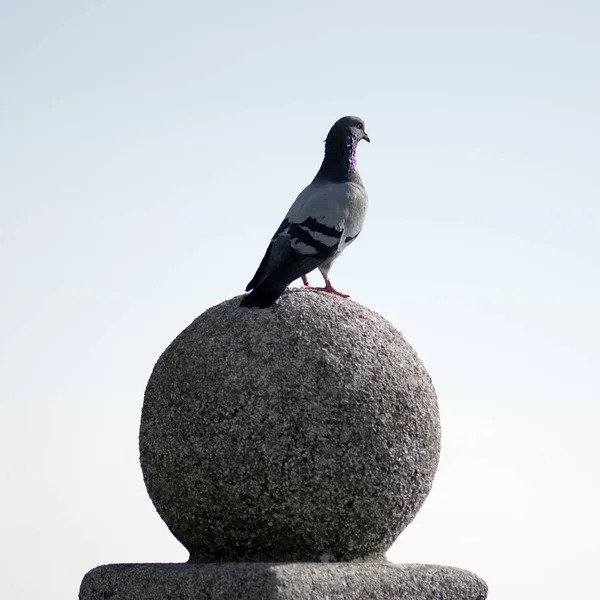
[301,274,318,290]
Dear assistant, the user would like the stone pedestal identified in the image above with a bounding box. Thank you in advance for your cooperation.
[80,563,487,600]
[79,290,488,599]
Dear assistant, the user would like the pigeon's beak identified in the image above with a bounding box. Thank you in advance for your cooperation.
[362,132,370,143]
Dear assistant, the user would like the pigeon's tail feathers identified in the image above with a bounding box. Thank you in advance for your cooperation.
[242,234,325,309]
[245,244,273,292]
[246,220,289,292]
[240,255,321,309]
[240,284,287,308]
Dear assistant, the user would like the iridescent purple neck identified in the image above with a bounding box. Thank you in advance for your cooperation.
[346,136,357,171]
[315,135,360,183]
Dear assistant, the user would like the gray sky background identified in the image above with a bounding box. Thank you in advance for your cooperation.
[1,1,599,598]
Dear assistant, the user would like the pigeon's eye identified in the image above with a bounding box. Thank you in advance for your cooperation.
[356,123,363,129]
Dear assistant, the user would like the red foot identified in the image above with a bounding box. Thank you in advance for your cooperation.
[299,275,349,298]
[321,279,349,297]
[302,279,349,298]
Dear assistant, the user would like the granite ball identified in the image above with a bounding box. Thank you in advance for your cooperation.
[139,290,441,562]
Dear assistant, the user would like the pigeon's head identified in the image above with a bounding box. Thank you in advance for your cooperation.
[327,116,370,145]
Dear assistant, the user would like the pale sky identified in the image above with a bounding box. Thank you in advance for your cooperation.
[1,1,599,599]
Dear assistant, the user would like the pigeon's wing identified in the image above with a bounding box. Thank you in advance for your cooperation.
[244,216,341,291]
[291,179,368,278]
[241,183,350,307]
[246,182,353,290]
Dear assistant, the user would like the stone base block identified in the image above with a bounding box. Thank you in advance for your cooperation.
[79,561,488,599]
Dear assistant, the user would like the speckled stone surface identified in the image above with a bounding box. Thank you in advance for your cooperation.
[79,562,488,600]
[139,290,441,562]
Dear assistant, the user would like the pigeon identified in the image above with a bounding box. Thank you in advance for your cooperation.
[240,116,370,309]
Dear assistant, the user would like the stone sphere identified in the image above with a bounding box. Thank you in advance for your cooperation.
[139,290,441,562]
